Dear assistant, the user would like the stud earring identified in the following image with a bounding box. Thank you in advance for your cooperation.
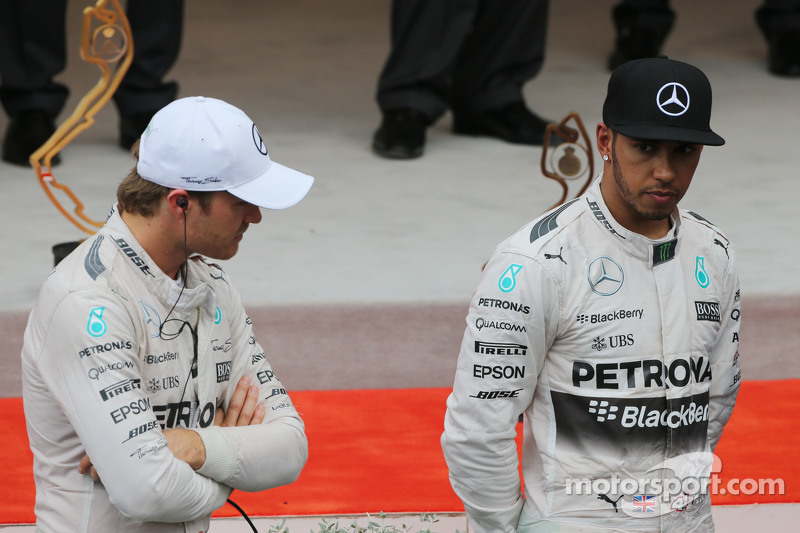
[602,155,609,161]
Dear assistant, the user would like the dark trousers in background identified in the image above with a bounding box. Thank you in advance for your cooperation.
[0,0,183,120]
[376,0,549,122]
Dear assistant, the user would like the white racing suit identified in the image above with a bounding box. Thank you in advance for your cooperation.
[442,176,741,532]
[21,206,308,532]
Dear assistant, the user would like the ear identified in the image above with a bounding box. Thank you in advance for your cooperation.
[596,123,613,160]
[166,189,190,217]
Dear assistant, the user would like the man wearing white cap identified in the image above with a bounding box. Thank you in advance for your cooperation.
[21,96,313,532]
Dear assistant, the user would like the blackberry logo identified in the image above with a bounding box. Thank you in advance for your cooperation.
[576,308,643,325]
[588,400,618,422]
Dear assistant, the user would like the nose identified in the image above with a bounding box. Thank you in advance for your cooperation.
[652,152,677,182]
[245,204,262,224]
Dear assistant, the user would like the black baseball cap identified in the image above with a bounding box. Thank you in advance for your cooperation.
[602,56,725,146]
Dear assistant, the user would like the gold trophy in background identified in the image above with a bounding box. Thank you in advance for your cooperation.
[539,111,594,212]
[28,0,133,263]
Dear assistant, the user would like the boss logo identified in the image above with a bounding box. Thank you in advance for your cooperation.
[695,301,720,322]
[216,361,231,383]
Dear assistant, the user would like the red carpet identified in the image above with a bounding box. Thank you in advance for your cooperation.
[1,381,798,523]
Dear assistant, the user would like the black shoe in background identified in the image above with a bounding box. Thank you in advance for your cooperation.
[608,28,662,71]
[119,112,156,151]
[452,101,552,146]
[767,31,800,77]
[2,110,60,167]
[372,109,429,159]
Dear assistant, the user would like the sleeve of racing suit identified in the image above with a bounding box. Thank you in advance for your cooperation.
[36,293,230,523]
[193,282,308,492]
[707,242,741,452]
[441,248,559,533]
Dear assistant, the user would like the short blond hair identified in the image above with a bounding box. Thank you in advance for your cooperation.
[117,140,213,217]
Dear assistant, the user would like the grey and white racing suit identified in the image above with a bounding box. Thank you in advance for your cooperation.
[442,176,741,532]
[22,206,308,532]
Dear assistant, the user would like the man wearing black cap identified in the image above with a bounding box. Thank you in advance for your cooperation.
[442,57,741,532]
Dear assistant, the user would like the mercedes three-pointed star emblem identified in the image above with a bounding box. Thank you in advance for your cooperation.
[587,256,624,296]
[656,82,690,117]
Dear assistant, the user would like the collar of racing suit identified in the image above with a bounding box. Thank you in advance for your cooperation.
[585,175,681,269]
[105,205,217,316]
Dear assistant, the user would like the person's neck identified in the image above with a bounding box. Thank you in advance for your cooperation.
[119,210,185,279]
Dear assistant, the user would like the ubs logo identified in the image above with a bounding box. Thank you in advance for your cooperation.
[657,82,690,116]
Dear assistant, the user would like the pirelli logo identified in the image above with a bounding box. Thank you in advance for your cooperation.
[100,378,141,401]
[474,341,527,356]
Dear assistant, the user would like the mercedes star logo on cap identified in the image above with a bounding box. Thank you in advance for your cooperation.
[656,82,690,117]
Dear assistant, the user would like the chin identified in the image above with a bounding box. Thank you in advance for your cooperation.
[202,247,238,261]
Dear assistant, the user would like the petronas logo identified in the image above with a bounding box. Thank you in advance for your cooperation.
[498,264,523,293]
[695,256,710,288]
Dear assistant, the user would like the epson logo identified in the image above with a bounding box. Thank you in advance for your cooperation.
[110,397,151,424]
[78,340,133,358]
[477,298,530,314]
[473,364,525,380]
[100,378,141,401]
[695,301,720,323]
[572,356,711,389]
[257,370,276,384]
[474,341,527,356]
[216,361,231,383]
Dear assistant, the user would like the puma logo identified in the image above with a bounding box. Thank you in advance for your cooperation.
[597,493,623,512]
[544,246,567,264]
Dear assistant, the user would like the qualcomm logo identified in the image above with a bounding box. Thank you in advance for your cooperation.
[498,264,523,293]
[656,82,690,117]
[587,256,624,296]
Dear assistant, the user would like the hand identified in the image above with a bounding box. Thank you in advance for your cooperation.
[214,375,265,427]
[163,427,206,470]
[78,454,101,482]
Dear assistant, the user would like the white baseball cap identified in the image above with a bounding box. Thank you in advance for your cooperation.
[137,96,314,209]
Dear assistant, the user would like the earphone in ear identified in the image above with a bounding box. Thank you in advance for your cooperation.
[176,196,188,210]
